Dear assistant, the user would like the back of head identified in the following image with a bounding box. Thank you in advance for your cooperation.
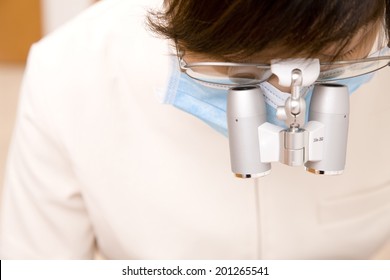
[147,0,388,61]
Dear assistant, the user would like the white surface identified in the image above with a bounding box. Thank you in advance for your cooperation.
[2,260,390,280]
[41,0,94,34]
[258,122,282,163]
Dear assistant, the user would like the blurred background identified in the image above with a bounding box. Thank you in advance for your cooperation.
[0,0,96,190]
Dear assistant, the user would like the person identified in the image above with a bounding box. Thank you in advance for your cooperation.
[1,0,390,259]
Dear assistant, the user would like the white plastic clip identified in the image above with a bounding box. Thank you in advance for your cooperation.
[258,122,284,163]
[270,59,320,87]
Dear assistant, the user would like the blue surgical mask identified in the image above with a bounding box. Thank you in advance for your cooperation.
[160,59,374,137]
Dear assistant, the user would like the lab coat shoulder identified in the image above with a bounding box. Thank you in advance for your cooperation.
[30,0,165,90]
[0,0,170,259]
[24,0,170,140]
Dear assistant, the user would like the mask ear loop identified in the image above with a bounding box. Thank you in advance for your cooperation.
[174,40,188,71]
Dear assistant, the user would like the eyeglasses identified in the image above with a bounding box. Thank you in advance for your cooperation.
[177,35,390,86]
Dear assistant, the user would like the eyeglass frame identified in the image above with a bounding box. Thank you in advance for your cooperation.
[176,44,390,86]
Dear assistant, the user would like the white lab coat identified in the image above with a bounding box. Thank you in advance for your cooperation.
[1,0,390,259]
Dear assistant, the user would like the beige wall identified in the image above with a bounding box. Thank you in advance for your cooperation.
[0,65,24,185]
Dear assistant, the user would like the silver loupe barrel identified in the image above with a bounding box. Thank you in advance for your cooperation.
[305,83,350,175]
[227,86,271,178]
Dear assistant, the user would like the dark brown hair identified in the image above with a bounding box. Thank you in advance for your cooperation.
[147,0,388,61]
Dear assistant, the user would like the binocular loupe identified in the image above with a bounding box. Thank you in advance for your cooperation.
[227,59,350,178]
